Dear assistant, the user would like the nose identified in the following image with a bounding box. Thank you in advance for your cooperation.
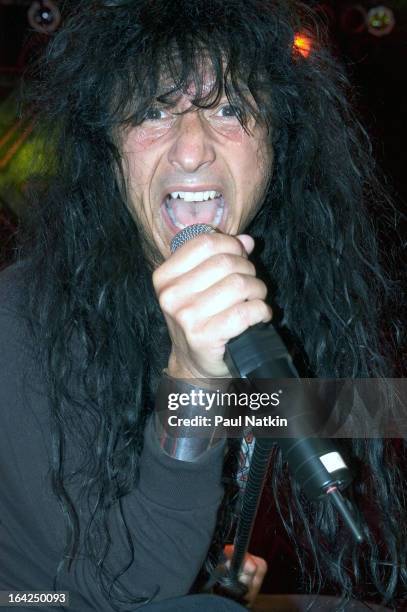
[167,111,216,173]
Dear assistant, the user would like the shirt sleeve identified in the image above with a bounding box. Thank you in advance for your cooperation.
[105,417,226,602]
[0,263,226,610]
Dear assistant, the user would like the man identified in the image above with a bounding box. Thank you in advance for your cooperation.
[0,0,405,610]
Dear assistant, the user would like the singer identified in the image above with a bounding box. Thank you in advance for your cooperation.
[0,0,405,611]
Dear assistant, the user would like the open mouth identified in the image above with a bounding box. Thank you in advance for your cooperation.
[163,190,225,231]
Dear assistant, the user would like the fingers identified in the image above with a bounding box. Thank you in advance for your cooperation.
[239,554,268,586]
[223,545,268,608]
[164,298,272,360]
[157,254,256,304]
[153,232,250,287]
[199,299,273,344]
[195,274,267,319]
[153,231,272,378]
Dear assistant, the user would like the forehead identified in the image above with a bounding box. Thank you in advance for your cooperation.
[120,48,269,132]
[154,66,256,115]
[154,57,223,102]
[185,75,218,98]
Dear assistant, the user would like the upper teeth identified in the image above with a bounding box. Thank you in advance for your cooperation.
[169,190,221,202]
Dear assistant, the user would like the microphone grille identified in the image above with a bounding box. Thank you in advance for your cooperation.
[170,223,216,253]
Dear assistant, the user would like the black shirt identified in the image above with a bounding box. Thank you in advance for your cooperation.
[0,262,226,610]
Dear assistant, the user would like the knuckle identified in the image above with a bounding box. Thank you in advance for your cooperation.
[232,300,271,328]
[197,233,217,253]
[229,272,247,291]
[174,306,193,328]
[254,299,267,317]
[214,253,235,273]
[158,286,177,312]
[257,300,272,323]
[151,268,161,290]
[245,260,256,276]
[198,233,243,257]
[263,302,273,320]
[258,280,268,299]
[232,302,250,327]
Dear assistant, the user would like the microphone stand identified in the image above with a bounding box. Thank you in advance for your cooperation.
[227,436,364,587]
[229,436,275,582]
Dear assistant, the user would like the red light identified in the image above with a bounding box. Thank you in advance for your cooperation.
[294,33,313,58]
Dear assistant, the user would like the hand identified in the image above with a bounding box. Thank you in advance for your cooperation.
[223,544,268,608]
[152,232,273,378]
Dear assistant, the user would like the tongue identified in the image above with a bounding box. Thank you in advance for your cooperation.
[170,197,222,226]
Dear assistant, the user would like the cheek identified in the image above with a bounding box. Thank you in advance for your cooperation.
[211,123,247,141]
[122,142,157,195]
[122,129,168,197]
[239,142,271,186]
[122,151,144,195]
[212,117,265,147]
[126,125,173,150]
[236,141,272,221]
[132,131,163,150]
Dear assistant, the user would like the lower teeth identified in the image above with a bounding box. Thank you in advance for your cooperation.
[213,202,224,225]
[165,197,224,229]
[166,202,185,229]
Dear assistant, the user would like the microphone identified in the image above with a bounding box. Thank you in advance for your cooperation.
[170,224,364,543]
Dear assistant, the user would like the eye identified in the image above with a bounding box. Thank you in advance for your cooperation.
[143,107,168,121]
[216,104,241,119]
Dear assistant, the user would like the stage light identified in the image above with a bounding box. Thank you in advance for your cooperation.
[293,33,313,58]
[367,5,395,37]
[27,0,61,34]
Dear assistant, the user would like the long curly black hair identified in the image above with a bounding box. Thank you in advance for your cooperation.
[18,0,406,609]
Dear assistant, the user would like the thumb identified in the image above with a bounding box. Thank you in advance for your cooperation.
[236,234,255,256]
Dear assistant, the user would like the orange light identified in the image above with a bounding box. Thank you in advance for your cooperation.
[294,33,313,58]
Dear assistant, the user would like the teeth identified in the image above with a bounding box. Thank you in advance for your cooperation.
[165,195,224,229]
[169,190,221,202]
[213,201,224,225]
[166,201,186,229]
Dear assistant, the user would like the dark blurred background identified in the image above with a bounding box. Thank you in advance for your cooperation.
[1,1,405,281]
[0,1,406,275]
[0,0,405,602]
